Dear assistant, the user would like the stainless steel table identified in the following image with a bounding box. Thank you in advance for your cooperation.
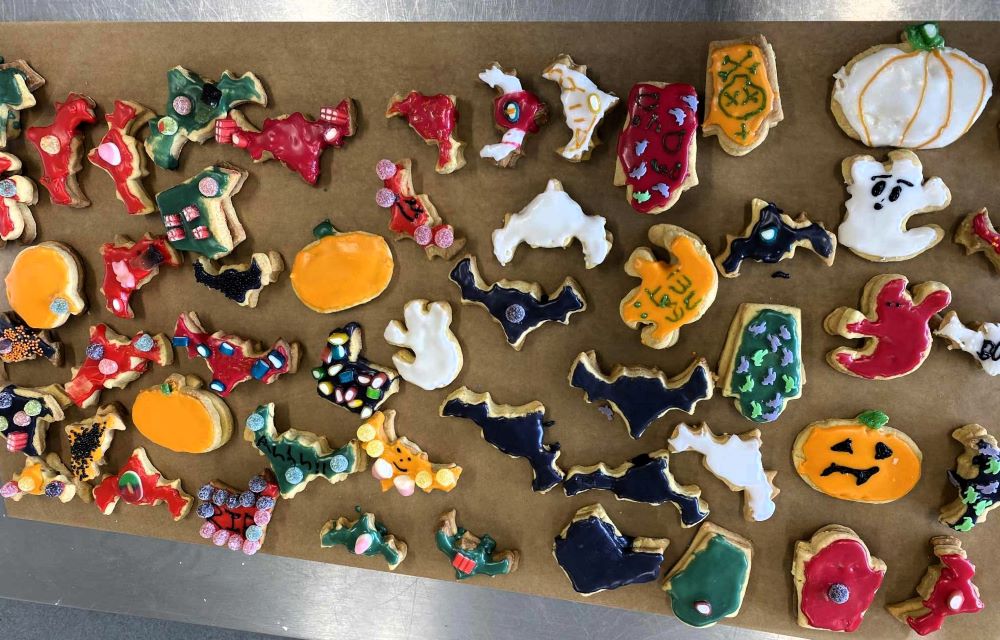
[1,2,998,639]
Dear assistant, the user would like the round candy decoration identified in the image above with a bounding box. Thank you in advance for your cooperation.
[5,242,86,329]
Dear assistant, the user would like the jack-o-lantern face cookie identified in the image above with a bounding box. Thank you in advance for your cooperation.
[132,374,233,454]
[793,411,922,503]
[5,242,86,329]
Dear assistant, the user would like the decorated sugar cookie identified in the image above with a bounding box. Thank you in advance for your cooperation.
[173,311,298,396]
[0,56,44,147]
[793,525,885,632]
[1,453,83,503]
[5,242,86,329]
[614,82,698,213]
[568,351,713,439]
[542,54,618,162]
[936,311,1000,376]
[0,152,37,245]
[0,312,61,373]
[716,199,836,277]
[100,234,182,319]
[215,100,355,185]
[793,411,922,504]
[832,23,992,149]
[374,159,464,259]
[824,274,950,380]
[554,503,667,595]
[356,410,461,496]
[87,100,155,214]
[839,150,950,262]
[956,208,1000,273]
[492,178,612,269]
[0,383,69,456]
[441,387,563,493]
[145,66,266,170]
[620,224,717,350]
[669,422,778,521]
[155,163,248,259]
[384,300,462,391]
[703,34,783,155]
[385,91,465,174]
[321,508,407,570]
[93,447,192,520]
[290,220,394,314]
[437,509,518,580]
[478,63,548,167]
[64,404,126,483]
[26,92,97,207]
[563,450,708,527]
[887,536,983,635]
[312,323,399,418]
[718,303,803,423]
[132,374,233,454]
[449,255,585,351]
[194,471,278,555]
[193,252,282,308]
[244,403,364,499]
[65,324,172,409]
[663,522,752,628]
[939,424,1000,532]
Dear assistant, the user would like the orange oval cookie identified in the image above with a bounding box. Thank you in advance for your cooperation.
[132,374,233,454]
[5,242,86,328]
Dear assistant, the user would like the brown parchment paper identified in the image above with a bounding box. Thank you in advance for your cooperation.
[1,22,998,639]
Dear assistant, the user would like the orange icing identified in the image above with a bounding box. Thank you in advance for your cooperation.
[704,43,774,145]
[5,244,83,328]
[622,235,717,342]
[357,411,460,493]
[132,382,218,454]
[15,462,45,494]
[290,231,393,312]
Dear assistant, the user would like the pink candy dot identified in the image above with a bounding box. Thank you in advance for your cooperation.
[212,529,231,546]
[198,177,220,197]
[98,358,119,375]
[375,159,397,180]
[375,188,396,209]
[0,482,19,498]
[253,509,271,526]
[434,226,455,249]
[413,225,433,246]
[12,412,30,427]
[199,522,217,539]
[227,534,244,551]
[242,540,261,556]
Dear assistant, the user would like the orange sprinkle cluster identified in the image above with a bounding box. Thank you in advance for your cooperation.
[0,327,43,363]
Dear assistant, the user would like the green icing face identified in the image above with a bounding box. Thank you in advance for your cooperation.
[728,308,800,423]
[667,535,749,627]
[155,166,232,259]
[321,514,402,566]
[0,68,26,107]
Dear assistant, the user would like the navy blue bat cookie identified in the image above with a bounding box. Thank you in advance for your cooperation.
[449,255,586,351]
[193,251,283,308]
[440,386,563,492]
[568,351,713,439]
[715,198,836,277]
[563,450,708,527]
[553,503,669,595]
[0,383,70,456]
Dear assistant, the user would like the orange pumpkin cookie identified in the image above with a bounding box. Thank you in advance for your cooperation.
[793,410,922,503]
[290,219,394,313]
[356,409,461,496]
[5,242,86,329]
[132,374,233,454]
[620,224,718,349]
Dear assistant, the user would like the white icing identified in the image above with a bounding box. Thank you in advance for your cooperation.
[478,65,525,164]
[542,60,618,161]
[838,151,949,260]
[492,178,612,269]
[384,300,463,391]
[479,64,522,95]
[832,44,992,149]
[668,423,775,521]
[936,314,1000,376]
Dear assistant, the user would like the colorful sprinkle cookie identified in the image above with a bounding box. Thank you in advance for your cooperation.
[0,383,69,456]
[65,324,173,409]
[793,525,885,632]
[155,163,248,259]
[614,82,699,214]
[64,404,126,484]
[436,509,518,580]
[356,410,461,496]
[936,311,1000,376]
[542,54,619,162]
[93,447,192,521]
[26,92,96,207]
[312,323,399,418]
[824,274,950,380]
[374,159,464,259]
[194,470,278,555]
[5,242,86,329]
[0,151,37,245]
[554,503,668,595]
[620,224,717,349]
[0,312,62,373]
[244,403,364,499]
[384,300,463,391]
[321,508,407,570]
[100,234,182,319]
[477,62,548,167]
[939,424,1000,532]
[193,251,282,308]
[955,207,1000,274]
[131,374,233,454]
[0,56,45,148]
[0,453,84,503]
[87,100,155,214]
[385,91,465,174]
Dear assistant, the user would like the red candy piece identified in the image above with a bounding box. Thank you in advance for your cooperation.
[25,93,97,207]
[93,448,192,521]
[386,91,465,174]
[374,158,464,260]
[65,324,172,408]
[87,100,155,215]
[100,234,182,319]
[801,539,885,632]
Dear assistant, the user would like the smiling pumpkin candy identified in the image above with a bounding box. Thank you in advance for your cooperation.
[793,410,922,503]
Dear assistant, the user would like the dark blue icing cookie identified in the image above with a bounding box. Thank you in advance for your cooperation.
[312,323,399,419]
[440,387,563,492]
[716,199,836,277]
[193,251,282,307]
[553,504,668,595]
[449,255,585,351]
[563,450,708,527]
[569,351,713,439]
[0,312,61,370]
[0,383,68,456]
[940,424,1000,532]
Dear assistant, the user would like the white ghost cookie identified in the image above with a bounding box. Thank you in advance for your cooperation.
[936,311,1000,376]
[384,300,463,391]
[541,54,618,162]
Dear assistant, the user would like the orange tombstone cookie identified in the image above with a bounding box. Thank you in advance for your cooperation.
[5,242,86,329]
[132,374,233,454]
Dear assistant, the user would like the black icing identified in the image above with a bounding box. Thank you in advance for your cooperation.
[0,384,54,457]
[193,257,264,304]
[553,514,665,594]
[0,312,59,362]
[830,438,853,454]
[719,202,835,275]
[874,442,893,460]
[820,463,879,486]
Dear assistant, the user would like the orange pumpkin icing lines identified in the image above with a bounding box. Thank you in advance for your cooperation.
[5,242,86,329]
[357,410,461,496]
[620,225,718,349]
[131,374,233,454]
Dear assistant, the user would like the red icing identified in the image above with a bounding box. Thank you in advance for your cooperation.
[617,83,698,214]
[908,554,983,635]
[492,90,546,137]
[835,278,950,379]
[972,211,1000,254]
[378,160,455,250]
[216,101,355,185]
[386,92,459,172]
[801,539,885,632]
[100,235,182,319]
[25,93,97,206]
[88,101,149,214]
[93,451,190,519]
[65,324,169,408]
[0,154,26,238]
[207,477,278,537]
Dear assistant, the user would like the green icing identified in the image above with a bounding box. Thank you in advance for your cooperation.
[312,219,338,239]
[905,22,945,51]
[667,534,749,628]
[155,166,233,259]
[321,512,403,567]
[0,68,26,107]
[857,410,889,429]
[728,308,801,423]
[436,528,513,580]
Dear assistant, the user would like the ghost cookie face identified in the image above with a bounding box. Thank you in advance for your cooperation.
[384,300,463,391]
[478,63,548,167]
[939,424,1000,532]
[542,54,618,162]
[5,242,86,329]
[839,150,950,262]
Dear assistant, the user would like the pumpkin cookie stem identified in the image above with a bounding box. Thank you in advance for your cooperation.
[905,22,944,50]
